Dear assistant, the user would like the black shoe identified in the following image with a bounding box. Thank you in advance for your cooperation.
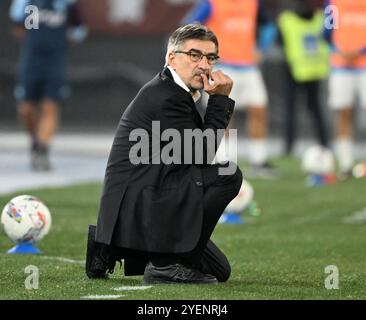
[85,225,121,279]
[143,262,218,285]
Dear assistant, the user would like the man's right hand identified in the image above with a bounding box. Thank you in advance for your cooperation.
[201,71,233,97]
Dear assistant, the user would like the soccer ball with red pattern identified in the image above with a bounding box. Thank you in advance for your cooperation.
[1,195,52,244]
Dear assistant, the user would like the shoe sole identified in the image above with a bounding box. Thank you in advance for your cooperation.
[143,276,218,285]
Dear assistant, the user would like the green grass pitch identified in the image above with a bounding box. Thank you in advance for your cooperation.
[0,157,365,300]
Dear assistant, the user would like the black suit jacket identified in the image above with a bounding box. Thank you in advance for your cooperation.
[96,67,235,253]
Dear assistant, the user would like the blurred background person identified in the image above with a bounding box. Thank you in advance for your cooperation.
[325,0,366,179]
[9,0,87,171]
[277,0,330,155]
[183,0,278,179]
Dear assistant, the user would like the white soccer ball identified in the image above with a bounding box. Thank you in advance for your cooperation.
[1,195,52,244]
[301,145,335,174]
[225,179,254,213]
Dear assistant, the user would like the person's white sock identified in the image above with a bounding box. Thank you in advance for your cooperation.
[335,138,354,172]
[248,139,268,166]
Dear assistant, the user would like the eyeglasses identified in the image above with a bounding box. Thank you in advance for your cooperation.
[174,49,219,65]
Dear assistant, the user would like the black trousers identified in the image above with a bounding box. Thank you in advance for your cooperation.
[284,67,329,154]
[106,163,242,282]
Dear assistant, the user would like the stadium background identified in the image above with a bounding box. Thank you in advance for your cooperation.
[1,0,365,140]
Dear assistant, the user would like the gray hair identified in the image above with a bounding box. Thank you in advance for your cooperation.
[165,24,218,65]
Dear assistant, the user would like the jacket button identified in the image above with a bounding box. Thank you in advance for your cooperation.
[196,181,203,187]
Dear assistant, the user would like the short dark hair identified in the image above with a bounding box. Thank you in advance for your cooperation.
[167,23,219,53]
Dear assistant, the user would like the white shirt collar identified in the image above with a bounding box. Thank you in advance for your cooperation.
[167,66,201,103]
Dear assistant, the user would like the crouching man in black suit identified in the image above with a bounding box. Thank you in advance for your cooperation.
[86,24,242,284]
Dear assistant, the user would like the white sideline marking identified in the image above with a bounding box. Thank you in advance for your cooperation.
[40,256,85,264]
[342,207,366,224]
[80,295,125,300]
[113,286,152,291]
